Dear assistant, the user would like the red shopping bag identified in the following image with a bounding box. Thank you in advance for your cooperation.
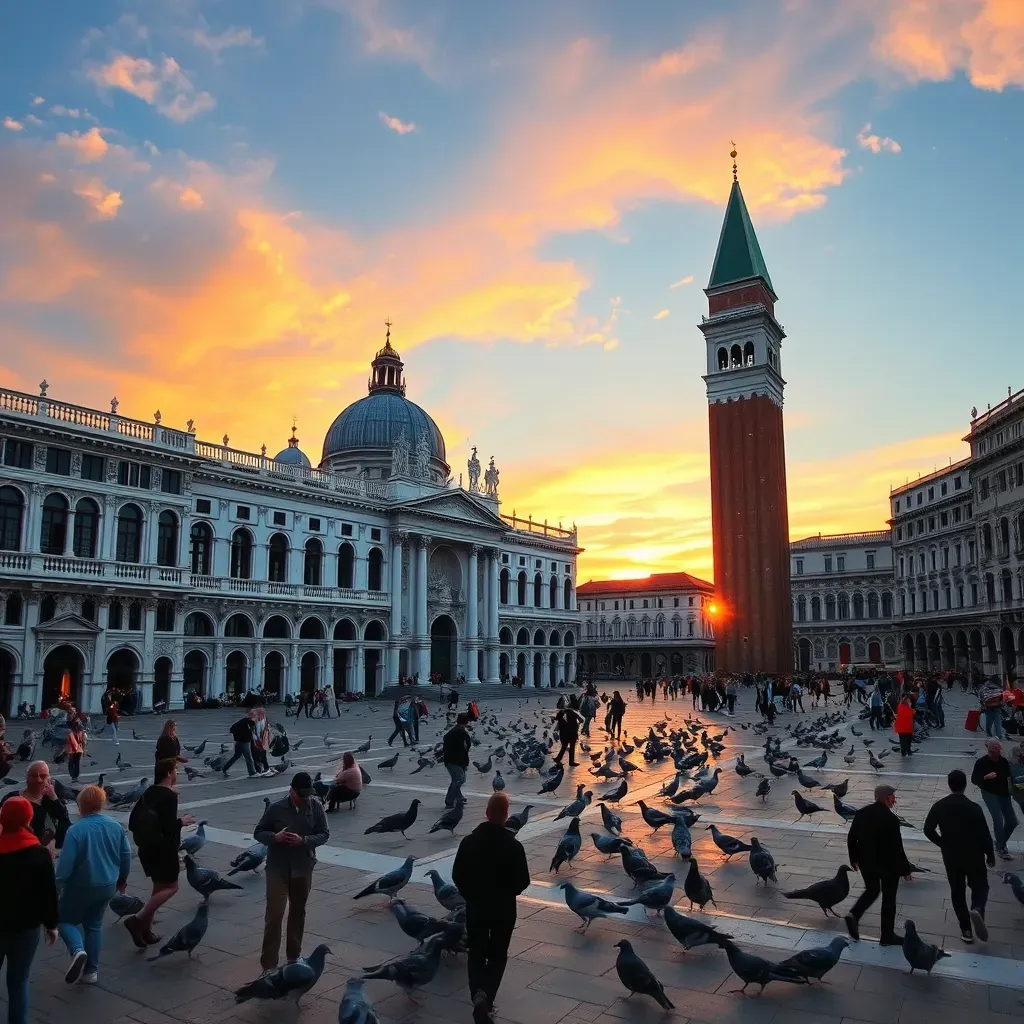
[965,708,981,732]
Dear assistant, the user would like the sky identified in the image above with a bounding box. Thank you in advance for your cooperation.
[2,0,1023,585]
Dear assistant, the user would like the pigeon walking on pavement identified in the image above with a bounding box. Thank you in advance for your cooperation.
[353,856,416,902]
[748,838,777,884]
[613,940,674,1009]
[364,799,420,839]
[550,817,582,872]
[621,874,676,916]
[338,978,381,1024]
[227,844,267,876]
[148,902,209,961]
[775,937,849,982]
[234,944,330,1003]
[424,869,466,915]
[793,790,826,819]
[178,820,208,855]
[707,824,753,859]
[361,933,445,1000]
[902,921,949,974]
[559,882,629,933]
[782,865,852,916]
[184,855,244,901]
[683,857,717,911]
[663,906,732,951]
[716,937,808,994]
[428,802,465,837]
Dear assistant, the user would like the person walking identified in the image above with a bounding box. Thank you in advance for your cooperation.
[253,772,329,972]
[123,759,195,947]
[443,714,472,809]
[103,693,120,745]
[0,760,70,849]
[388,699,409,747]
[452,793,531,1024]
[55,785,132,985]
[845,784,913,945]
[868,684,885,730]
[154,720,187,774]
[923,769,994,943]
[0,796,58,1024]
[222,713,258,778]
[579,691,598,737]
[980,677,1007,738]
[894,695,915,756]
[64,719,86,782]
[972,740,1017,859]
[726,678,739,716]
[327,753,362,811]
[250,708,271,774]
[608,690,626,740]
[552,704,582,768]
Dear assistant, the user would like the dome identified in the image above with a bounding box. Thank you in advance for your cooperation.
[274,425,311,468]
[321,392,446,465]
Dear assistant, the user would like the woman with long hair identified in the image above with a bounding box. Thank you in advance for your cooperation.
[154,720,187,774]
[249,708,271,775]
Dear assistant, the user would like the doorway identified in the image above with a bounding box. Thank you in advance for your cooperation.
[225,651,247,695]
[264,651,284,697]
[333,648,349,696]
[105,649,138,706]
[430,615,457,684]
[43,645,83,710]
[154,657,171,707]
[0,648,14,715]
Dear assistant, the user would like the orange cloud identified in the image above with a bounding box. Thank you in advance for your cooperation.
[653,309,670,320]
[191,25,263,55]
[87,54,215,121]
[178,186,204,210]
[56,126,108,162]
[669,274,694,289]
[857,123,902,153]
[379,111,416,134]
[73,178,123,218]
[3,117,23,131]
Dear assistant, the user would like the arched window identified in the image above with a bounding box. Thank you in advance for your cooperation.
[224,613,254,638]
[730,344,742,368]
[717,347,728,371]
[367,547,384,591]
[108,598,123,630]
[811,595,821,621]
[156,510,178,567]
[656,615,664,638]
[825,595,836,620]
[499,568,510,604]
[73,498,99,558]
[982,522,993,556]
[268,533,289,582]
[40,595,55,622]
[304,538,323,586]
[517,571,527,605]
[40,493,68,555]
[4,593,22,626]
[127,600,142,630]
[852,592,864,619]
[299,616,325,640]
[564,578,573,609]
[189,522,212,575]
[985,573,996,604]
[1001,569,1013,603]
[116,504,142,563]
[884,591,894,618]
[337,543,355,588]
[867,591,879,618]
[837,593,849,619]
[743,341,755,366]
[0,486,24,551]
[230,529,252,579]
[549,575,558,608]
[1000,517,1011,552]
[796,596,806,621]
[263,615,290,638]
[184,612,214,636]
[533,573,542,606]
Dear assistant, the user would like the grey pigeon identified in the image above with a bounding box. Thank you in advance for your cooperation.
[184,855,244,901]
[776,937,849,982]
[559,881,628,933]
[833,792,857,822]
[391,900,445,943]
[179,820,208,855]
[377,751,400,770]
[506,804,533,834]
[353,856,415,902]
[424,869,466,914]
[234,944,330,1003]
[492,770,505,792]
[364,799,420,839]
[184,766,205,781]
[555,785,591,821]
[715,937,808,995]
[621,845,669,888]
[637,800,677,832]
[355,735,372,753]
[591,832,633,856]
[538,767,563,794]
[227,844,267,875]
[670,820,692,859]
[149,902,209,960]
[603,778,628,803]
[621,873,676,916]
[756,778,771,801]
[613,939,674,1009]
[663,905,732,950]
[683,857,716,910]
[338,977,380,1024]
[108,893,144,919]
[748,838,777,884]
[599,802,623,834]
[793,790,825,819]
[1004,871,1024,906]
[707,823,753,859]
[550,817,582,872]
[902,921,949,974]
[361,932,445,997]
[782,865,852,916]
[428,802,464,836]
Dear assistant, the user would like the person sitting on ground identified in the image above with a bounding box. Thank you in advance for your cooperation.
[327,752,362,811]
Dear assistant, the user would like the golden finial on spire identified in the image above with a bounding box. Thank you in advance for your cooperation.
[384,318,392,345]
[730,141,738,183]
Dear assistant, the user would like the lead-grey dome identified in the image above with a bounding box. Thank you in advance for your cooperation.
[274,425,311,468]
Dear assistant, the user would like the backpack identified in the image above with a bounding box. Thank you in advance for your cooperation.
[269,734,289,758]
[129,794,163,848]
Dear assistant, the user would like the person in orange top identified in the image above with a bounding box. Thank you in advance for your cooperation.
[895,696,916,757]
[64,720,86,782]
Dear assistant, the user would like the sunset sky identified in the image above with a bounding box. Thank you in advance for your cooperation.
[2,1,1023,584]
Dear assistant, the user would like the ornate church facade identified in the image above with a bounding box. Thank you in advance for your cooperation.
[0,334,580,714]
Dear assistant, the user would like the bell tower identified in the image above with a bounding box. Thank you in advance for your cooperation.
[699,149,792,674]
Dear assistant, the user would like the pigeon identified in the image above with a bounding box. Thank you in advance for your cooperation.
[833,792,858,822]
[108,893,144,919]
[613,940,674,1009]
[227,844,267,875]
[603,778,628,803]
[669,805,701,827]
[591,832,634,856]
[428,802,464,836]
[492,770,505,792]
[364,799,420,839]
[355,735,372,753]
[550,817,582,872]
[338,978,380,1024]
[793,790,825,819]
[149,902,209,960]
[559,882,629,933]
[621,874,676,916]
[822,778,849,798]
[1004,871,1024,906]
[183,766,205,781]
[707,824,753,859]
[506,804,534,834]
[424,869,466,915]
[621,846,668,888]
[715,938,808,995]
[234,944,330,1003]
[184,739,207,756]
[663,906,732,951]
[473,755,493,773]
[353,856,415,902]
[184,855,244,901]
[637,800,678,832]
[599,802,623,835]
[53,778,80,804]
[775,937,849,982]
[748,838,777,884]
[179,820,208,855]
[538,767,564,794]
[683,857,716,911]
[670,820,692,859]
[377,751,400,770]
[555,786,591,821]
[902,921,949,974]
[361,932,445,998]
[782,865,852,916]
[116,751,132,771]
[735,755,754,778]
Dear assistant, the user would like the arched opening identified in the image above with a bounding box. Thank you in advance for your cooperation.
[730,343,742,368]
[334,618,357,642]
[40,493,69,555]
[810,595,821,620]
[717,346,728,370]
[534,651,544,687]
[499,652,510,679]
[1001,626,1016,679]
[837,593,849,619]
[743,341,755,366]
[367,547,384,591]
[0,487,24,551]
[982,522,993,557]
[300,651,319,694]
[43,644,83,709]
[941,631,954,671]
[106,648,139,700]
[183,650,206,697]
[640,652,652,676]
[533,573,543,606]
[73,498,99,558]
[852,592,864,619]
[670,652,683,674]
[868,640,882,664]
[867,591,879,619]
[533,628,545,647]
[564,578,573,609]
[115,504,143,563]
[499,568,510,604]
[225,650,247,695]
[881,591,893,618]
[364,620,386,697]
[969,629,984,671]
[499,627,513,646]
[798,637,812,672]
[430,615,457,684]
[1000,517,1011,553]
[927,631,941,671]
[189,522,213,576]
[230,529,253,579]
[796,595,806,621]
[154,656,172,707]
[268,533,289,582]
[825,595,836,620]
[0,647,16,712]
[985,628,998,668]
[954,630,969,672]
[184,612,214,636]
[516,627,530,646]
[263,651,284,697]
[263,615,291,638]
[549,576,558,608]
[299,616,325,640]
[838,641,851,666]
[516,651,526,685]
[517,571,527,605]
[304,538,323,586]
[224,613,254,638]
[157,510,179,567]
[337,542,355,588]
[903,634,915,671]
[612,653,625,676]
[550,630,561,647]
[549,652,558,687]
[1002,569,1014,604]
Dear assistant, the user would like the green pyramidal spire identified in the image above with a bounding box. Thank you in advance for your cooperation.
[707,179,775,295]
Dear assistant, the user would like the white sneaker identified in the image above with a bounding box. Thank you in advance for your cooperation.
[81,971,98,985]
[65,950,87,984]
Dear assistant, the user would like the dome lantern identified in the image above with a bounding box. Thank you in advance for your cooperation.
[273,419,311,468]
[367,320,406,397]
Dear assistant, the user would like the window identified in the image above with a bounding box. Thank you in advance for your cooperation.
[824,556,832,573]
[156,510,178,566]
[795,558,804,575]
[944,586,951,609]
[156,600,175,632]
[688,596,694,607]
[117,461,151,489]
[309,517,321,532]
[196,498,211,514]
[127,601,142,631]
[980,478,990,500]
[190,522,213,575]
[341,523,353,537]
[916,492,923,505]
[971,582,978,605]
[896,527,902,540]
[40,493,68,554]
[337,542,354,587]
[268,533,289,582]
[673,597,679,607]
[657,598,663,608]
[629,599,635,609]
[367,547,384,591]
[942,547,949,569]
[811,596,821,620]
[73,498,99,558]
[642,599,649,609]
[585,602,591,612]
[928,516,935,531]
[273,511,287,527]
[2,439,33,469]
[955,543,961,567]
[304,538,323,586]
[230,529,253,579]
[940,512,948,527]
[933,590,940,611]
[866,552,875,570]
[161,469,182,494]
[550,561,557,571]
[46,447,71,475]
[918,521,925,536]
[899,556,904,577]
[370,528,382,541]
[895,500,901,512]
[930,550,936,571]
[236,505,251,521]
[687,620,694,637]
[998,470,1008,492]
[837,556,845,572]
[107,599,123,630]
[3,593,22,626]
[81,454,105,481]
[967,503,973,518]
[0,487,24,551]
[600,602,605,611]
[928,486,934,500]
[909,555,915,574]
[116,505,143,562]
[955,476,962,490]
[81,598,96,622]
[941,482,947,496]
[910,592,916,613]
[614,601,619,611]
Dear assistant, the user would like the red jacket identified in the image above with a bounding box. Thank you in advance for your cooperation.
[894,703,915,735]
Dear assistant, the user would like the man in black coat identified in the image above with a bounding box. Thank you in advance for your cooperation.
[924,769,995,943]
[452,792,531,1024]
[442,714,472,809]
[845,784,912,944]
[552,706,583,767]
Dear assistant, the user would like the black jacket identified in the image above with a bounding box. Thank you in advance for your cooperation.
[230,718,256,744]
[155,735,181,769]
[847,800,911,877]
[0,845,58,933]
[972,754,1011,796]
[555,709,582,740]
[0,790,70,848]
[254,794,330,878]
[452,821,530,916]
[923,792,994,867]
[130,784,182,883]
[442,726,471,768]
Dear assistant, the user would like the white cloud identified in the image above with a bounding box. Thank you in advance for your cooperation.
[74,178,123,218]
[3,117,24,131]
[87,54,215,122]
[192,25,263,55]
[379,111,416,134]
[32,96,45,106]
[25,114,43,126]
[857,123,902,154]
[669,274,694,289]
[653,308,670,320]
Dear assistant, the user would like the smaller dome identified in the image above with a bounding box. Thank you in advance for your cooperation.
[274,425,310,468]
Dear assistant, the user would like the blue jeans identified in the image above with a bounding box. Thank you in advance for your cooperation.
[58,883,115,972]
[981,791,1018,851]
[444,764,466,808]
[223,741,256,776]
[0,927,39,1024]
[983,708,1004,738]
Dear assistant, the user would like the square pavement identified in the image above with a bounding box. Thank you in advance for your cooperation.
[6,684,1024,1024]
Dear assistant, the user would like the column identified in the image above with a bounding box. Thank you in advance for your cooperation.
[252,643,264,693]
[354,645,365,694]
[540,575,550,609]
[101,496,118,561]
[388,534,404,685]
[146,503,160,565]
[212,533,230,578]
[18,598,40,710]
[63,508,77,557]
[140,601,156,710]
[211,645,223,699]
[290,544,304,586]
[467,546,480,683]
[89,602,109,714]
[553,577,562,611]
[25,486,42,554]
[486,550,500,681]
[556,657,565,687]
[414,536,429,681]
[523,651,532,688]
[170,606,185,709]
[288,645,299,697]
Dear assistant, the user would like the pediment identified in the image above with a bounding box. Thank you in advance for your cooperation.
[394,489,506,530]
[33,613,102,636]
